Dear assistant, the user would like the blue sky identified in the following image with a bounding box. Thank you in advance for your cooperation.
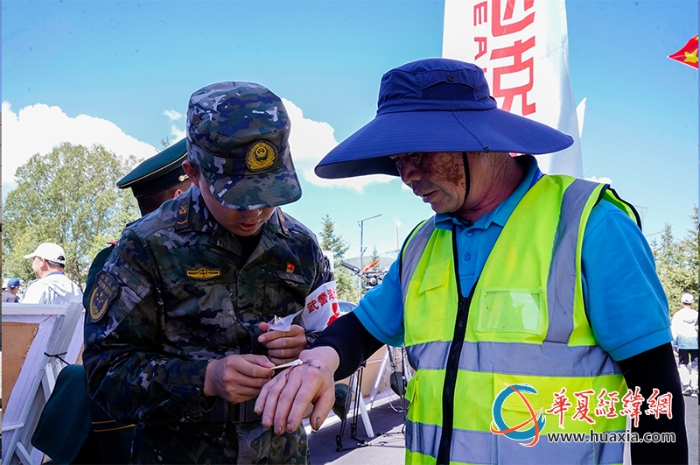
[2,0,697,260]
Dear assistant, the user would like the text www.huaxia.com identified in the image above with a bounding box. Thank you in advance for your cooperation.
[547,430,676,444]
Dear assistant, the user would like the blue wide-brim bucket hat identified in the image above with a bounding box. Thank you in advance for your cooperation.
[315,58,574,179]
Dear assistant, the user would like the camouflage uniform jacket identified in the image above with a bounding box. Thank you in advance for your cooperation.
[83,185,332,427]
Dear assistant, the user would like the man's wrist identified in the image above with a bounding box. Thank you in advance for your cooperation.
[202,358,218,397]
[299,346,340,374]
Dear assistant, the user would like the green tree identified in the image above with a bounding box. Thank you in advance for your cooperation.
[369,245,382,271]
[318,215,359,303]
[651,207,699,316]
[2,143,141,288]
[320,214,349,259]
[335,267,361,304]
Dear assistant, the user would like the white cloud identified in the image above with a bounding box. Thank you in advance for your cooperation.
[1,99,394,193]
[163,109,186,142]
[283,98,395,192]
[163,109,182,121]
[169,126,186,143]
[586,175,613,185]
[2,101,158,185]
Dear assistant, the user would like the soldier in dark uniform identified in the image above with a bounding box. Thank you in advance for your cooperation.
[83,138,193,305]
[33,140,194,465]
[83,82,334,464]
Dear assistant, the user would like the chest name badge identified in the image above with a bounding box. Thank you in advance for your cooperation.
[186,267,221,280]
[89,271,120,322]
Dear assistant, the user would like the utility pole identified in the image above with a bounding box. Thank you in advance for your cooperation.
[396,222,400,253]
[358,214,381,301]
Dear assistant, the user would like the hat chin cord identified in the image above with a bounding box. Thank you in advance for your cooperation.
[449,152,472,225]
[461,151,471,210]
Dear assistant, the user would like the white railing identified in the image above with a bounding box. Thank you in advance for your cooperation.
[2,302,84,465]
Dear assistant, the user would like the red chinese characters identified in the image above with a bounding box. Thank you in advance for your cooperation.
[594,389,620,419]
[572,389,596,425]
[545,387,572,428]
[472,0,537,115]
[546,386,672,428]
[491,37,536,114]
[326,287,337,301]
[306,299,320,313]
[620,386,645,428]
[645,388,673,421]
[306,287,340,325]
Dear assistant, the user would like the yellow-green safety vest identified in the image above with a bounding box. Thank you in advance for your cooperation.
[400,175,640,465]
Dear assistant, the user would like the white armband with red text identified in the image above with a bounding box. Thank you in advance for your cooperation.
[300,280,340,332]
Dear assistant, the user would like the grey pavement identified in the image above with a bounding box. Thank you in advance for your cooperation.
[684,394,698,465]
[308,393,407,465]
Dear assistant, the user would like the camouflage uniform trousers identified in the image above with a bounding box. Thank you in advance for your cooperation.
[130,420,310,464]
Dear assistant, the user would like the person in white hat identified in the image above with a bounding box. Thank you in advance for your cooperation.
[672,293,698,396]
[22,242,83,305]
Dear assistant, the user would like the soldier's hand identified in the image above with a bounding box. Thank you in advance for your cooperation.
[257,322,307,365]
[255,346,338,435]
[204,354,275,404]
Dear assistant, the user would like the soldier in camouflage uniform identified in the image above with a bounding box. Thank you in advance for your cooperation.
[83,82,334,464]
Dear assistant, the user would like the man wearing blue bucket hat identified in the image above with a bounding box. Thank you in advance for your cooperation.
[84,82,335,464]
[256,59,687,465]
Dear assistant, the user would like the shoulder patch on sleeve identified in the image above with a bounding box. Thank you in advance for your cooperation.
[89,271,120,322]
[174,195,190,231]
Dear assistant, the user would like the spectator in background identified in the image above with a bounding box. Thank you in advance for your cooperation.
[672,293,698,397]
[83,138,193,306]
[3,278,21,302]
[22,243,82,305]
[33,139,194,465]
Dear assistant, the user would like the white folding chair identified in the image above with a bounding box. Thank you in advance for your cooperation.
[2,302,84,465]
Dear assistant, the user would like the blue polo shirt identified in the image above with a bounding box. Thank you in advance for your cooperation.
[353,156,671,361]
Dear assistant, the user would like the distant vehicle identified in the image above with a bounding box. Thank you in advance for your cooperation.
[338,300,357,315]
[340,260,386,290]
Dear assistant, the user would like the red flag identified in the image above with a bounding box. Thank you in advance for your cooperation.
[668,35,698,69]
[362,259,380,273]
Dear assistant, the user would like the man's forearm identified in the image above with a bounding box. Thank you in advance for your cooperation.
[311,312,384,379]
[618,343,688,464]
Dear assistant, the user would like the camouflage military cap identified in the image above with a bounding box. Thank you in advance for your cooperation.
[186,81,302,211]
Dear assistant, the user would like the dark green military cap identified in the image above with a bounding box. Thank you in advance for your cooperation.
[117,138,189,198]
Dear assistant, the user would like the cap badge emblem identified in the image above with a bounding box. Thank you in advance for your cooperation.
[246,141,277,171]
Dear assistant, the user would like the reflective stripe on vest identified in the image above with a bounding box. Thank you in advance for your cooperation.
[405,419,625,465]
[400,176,635,465]
[407,340,620,376]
